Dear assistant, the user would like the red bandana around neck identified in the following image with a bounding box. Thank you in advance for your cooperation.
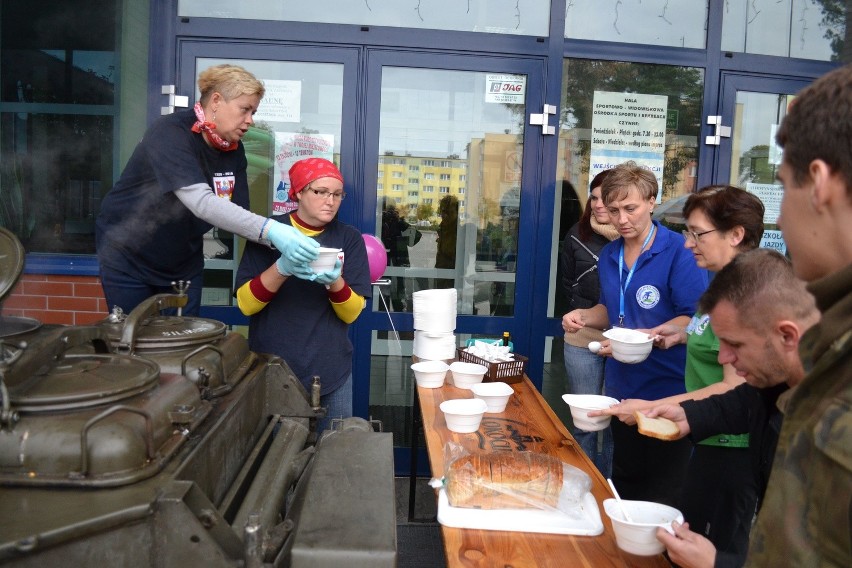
[191,102,237,152]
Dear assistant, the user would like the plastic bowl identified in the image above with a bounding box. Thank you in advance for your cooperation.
[439,398,488,433]
[310,247,343,272]
[562,394,620,431]
[411,360,450,388]
[469,381,514,413]
[603,498,684,556]
[602,327,654,364]
[449,361,487,389]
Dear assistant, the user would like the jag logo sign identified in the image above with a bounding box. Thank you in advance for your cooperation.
[485,74,526,104]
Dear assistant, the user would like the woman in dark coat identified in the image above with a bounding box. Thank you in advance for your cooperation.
[560,169,619,476]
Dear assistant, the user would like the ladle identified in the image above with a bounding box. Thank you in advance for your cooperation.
[607,478,634,522]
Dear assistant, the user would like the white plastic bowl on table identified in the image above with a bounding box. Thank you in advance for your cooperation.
[602,327,654,364]
[469,381,514,413]
[410,360,450,388]
[561,394,620,431]
[448,361,487,389]
[439,398,488,433]
[309,247,342,272]
[603,498,684,556]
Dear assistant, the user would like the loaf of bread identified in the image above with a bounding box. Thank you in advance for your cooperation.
[635,412,680,441]
[445,452,564,510]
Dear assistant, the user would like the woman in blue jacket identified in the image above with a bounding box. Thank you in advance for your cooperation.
[563,161,707,506]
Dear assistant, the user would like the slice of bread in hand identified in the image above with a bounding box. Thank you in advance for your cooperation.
[634,412,680,441]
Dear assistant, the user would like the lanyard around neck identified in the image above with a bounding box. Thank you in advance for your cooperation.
[618,222,656,327]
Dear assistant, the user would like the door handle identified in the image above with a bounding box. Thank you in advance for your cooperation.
[705,115,731,146]
[161,85,190,115]
[530,104,556,135]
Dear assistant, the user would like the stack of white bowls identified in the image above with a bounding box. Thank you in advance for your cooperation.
[412,289,457,361]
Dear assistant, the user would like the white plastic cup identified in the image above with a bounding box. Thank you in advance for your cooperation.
[310,247,343,272]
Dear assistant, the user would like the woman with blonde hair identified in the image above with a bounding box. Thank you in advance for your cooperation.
[97,64,319,316]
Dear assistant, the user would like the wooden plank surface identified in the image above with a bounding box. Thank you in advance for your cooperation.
[418,375,671,568]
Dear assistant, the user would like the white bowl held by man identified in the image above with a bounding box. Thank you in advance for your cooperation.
[562,394,620,431]
[602,327,654,364]
[603,499,684,556]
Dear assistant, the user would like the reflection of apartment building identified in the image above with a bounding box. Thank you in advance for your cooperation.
[376,135,522,230]
[377,153,468,222]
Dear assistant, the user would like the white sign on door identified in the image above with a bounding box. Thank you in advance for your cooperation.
[485,74,526,104]
[255,79,301,123]
[589,91,668,197]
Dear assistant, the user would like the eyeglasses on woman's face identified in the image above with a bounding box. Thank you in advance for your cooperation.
[682,228,718,243]
[306,188,346,202]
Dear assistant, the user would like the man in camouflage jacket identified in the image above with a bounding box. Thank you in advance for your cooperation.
[746,64,852,567]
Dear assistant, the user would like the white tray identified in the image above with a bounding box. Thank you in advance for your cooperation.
[436,487,604,536]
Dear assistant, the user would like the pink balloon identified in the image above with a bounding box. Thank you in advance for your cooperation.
[362,234,388,282]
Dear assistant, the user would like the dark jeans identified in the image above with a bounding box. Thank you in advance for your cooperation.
[318,373,353,433]
[611,418,692,507]
[679,444,757,558]
[99,265,202,317]
[563,342,613,478]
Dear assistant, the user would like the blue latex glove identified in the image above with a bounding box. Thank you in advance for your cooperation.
[276,255,314,280]
[313,259,343,286]
[267,220,319,263]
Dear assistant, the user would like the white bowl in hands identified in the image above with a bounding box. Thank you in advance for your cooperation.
[603,498,684,556]
[310,247,343,273]
[562,394,620,431]
[602,327,654,364]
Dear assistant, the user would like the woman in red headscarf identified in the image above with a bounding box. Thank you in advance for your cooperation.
[235,158,371,431]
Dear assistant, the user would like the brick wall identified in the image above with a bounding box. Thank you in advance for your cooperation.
[2,274,108,325]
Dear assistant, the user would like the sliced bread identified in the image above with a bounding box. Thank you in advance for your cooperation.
[634,412,680,441]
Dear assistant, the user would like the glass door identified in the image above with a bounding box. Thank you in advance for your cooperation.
[716,74,814,255]
[177,43,548,466]
[354,50,547,456]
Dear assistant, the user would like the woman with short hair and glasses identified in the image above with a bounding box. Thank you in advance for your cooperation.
[235,158,370,431]
[594,184,766,561]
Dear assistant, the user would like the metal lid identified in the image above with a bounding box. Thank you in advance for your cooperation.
[100,315,227,351]
[0,226,25,305]
[8,353,160,412]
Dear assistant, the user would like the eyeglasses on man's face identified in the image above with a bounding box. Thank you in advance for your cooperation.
[681,228,718,243]
[306,188,346,202]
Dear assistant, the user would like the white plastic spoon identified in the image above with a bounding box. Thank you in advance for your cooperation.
[607,478,634,522]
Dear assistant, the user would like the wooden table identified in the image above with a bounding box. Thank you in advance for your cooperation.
[416,375,671,568]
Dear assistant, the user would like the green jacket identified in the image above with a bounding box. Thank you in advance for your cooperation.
[746,263,852,567]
